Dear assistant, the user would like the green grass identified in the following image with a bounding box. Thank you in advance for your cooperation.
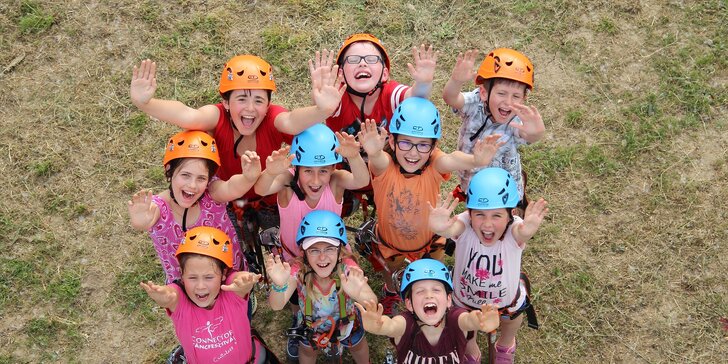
[18,1,53,34]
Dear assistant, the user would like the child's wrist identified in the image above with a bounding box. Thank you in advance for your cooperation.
[271,281,289,292]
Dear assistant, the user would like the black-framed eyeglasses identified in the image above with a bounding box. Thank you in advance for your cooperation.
[345,55,382,64]
[396,140,433,153]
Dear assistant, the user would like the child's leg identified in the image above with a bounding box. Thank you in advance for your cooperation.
[297,343,318,364]
[464,331,481,362]
[348,336,370,364]
[497,314,523,348]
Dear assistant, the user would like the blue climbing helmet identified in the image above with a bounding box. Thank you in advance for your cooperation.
[389,97,441,139]
[296,210,348,247]
[466,167,519,209]
[399,258,453,299]
[290,123,342,167]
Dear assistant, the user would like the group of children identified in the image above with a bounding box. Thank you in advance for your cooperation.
[129,32,548,364]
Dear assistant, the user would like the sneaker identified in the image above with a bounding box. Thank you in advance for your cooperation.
[381,289,402,316]
[286,315,300,361]
[494,341,516,364]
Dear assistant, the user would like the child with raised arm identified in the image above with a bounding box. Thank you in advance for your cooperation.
[442,48,545,216]
[130,54,344,256]
[265,210,377,364]
[429,168,548,363]
[128,130,260,283]
[254,123,368,261]
[254,123,368,360]
[140,226,268,363]
[357,96,504,315]
[354,259,500,364]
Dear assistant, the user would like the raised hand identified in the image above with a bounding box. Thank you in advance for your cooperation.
[221,271,261,297]
[140,280,176,307]
[340,266,369,296]
[427,194,459,233]
[354,300,386,332]
[475,304,500,332]
[335,131,361,159]
[130,59,157,106]
[264,253,291,287]
[508,103,545,140]
[407,44,437,85]
[449,49,479,84]
[472,134,505,167]
[520,198,548,236]
[309,49,345,116]
[264,146,294,176]
[357,118,387,156]
[240,150,262,183]
[128,190,159,230]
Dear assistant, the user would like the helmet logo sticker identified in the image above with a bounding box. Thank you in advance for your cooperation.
[316,226,329,234]
[424,269,435,277]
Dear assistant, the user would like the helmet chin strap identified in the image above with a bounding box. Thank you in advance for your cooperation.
[168,185,201,232]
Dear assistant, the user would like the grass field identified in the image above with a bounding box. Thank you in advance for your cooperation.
[1,0,727,363]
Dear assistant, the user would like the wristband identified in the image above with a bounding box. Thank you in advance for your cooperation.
[271,282,289,293]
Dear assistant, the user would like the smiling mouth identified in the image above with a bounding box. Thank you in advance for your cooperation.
[355,71,371,79]
[424,303,437,315]
[241,116,255,127]
[182,190,195,199]
[195,293,210,301]
[308,185,322,193]
[497,108,511,118]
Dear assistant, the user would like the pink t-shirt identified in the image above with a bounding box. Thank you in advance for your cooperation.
[149,187,244,283]
[168,273,253,364]
[452,213,524,309]
[277,170,343,261]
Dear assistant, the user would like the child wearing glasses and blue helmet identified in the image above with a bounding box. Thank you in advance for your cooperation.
[355,258,500,364]
[429,167,548,363]
[265,210,377,363]
[357,97,505,316]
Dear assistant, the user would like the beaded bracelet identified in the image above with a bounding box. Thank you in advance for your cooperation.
[271,282,289,293]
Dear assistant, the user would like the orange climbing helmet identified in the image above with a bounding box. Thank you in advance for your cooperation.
[163,130,221,167]
[176,226,234,268]
[336,33,390,69]
[218,55,276,94]
[476,48,534,90]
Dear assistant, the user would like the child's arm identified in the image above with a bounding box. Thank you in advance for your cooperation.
[331,132,370,191]
[404,44,437,99]
[358,119,390,177]
[442,49,479,110]
[512,198,548,247]
[128,190,160,231]
[434,134,505,174]
[340,266,377,303]
[265,253,297,310]
[509,103,545,143]
[457,303,500,333]
[428,194,466,238]
[221,271,262,299]
[140,281,179,312]
[253,146,295,197]
[130,60,219,131]
[353,300,407,339]
[274,50,345,135]
[208,151,262,202]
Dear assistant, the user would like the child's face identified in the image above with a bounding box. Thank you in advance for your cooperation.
[480,81,527,124]
[181,255,225,308]
[224,89,270,136]
[470,208,510,245]
[389,135,434,173]
[297,165,335,201]
[405,280,452,326]
[305,241,340,279]
[171,158,210,208]
[340,42,389,94]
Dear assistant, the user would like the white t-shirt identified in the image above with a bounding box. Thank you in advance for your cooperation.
[452,212,524,309]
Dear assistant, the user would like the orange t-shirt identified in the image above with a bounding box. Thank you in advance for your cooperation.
[371,149,450,258]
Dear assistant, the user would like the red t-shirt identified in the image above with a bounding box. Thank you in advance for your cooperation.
[213,103,292,201]
[326,81,409,133]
